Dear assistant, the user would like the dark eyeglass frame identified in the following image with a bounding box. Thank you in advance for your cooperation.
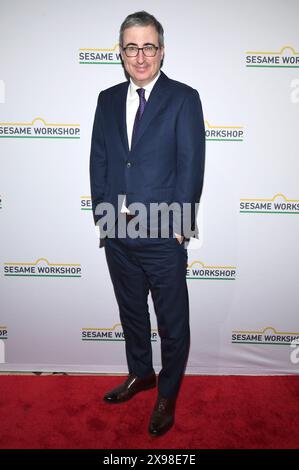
[122,45,160,57]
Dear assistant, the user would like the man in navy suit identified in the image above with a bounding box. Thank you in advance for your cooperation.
[90,11,205,436]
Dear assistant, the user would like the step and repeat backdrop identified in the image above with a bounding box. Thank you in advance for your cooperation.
[1,0,299,374]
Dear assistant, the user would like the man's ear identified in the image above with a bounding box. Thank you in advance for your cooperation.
[160,47,165,66]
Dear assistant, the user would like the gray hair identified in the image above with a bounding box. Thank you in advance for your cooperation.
[119,11,164,48]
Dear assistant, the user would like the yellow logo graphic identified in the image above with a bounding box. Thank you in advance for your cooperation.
[79,44,121,64]
[0,117,80,139]
[187,260,236,280]
[82,323,158,341]
[232,326,299,345]
[4,258,81,277]
[246,45,299,68]
[205,120,244,141]
[240,193,299,214]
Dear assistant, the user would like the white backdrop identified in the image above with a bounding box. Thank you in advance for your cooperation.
[1,0,299,374]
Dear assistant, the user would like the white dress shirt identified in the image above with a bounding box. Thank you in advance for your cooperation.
[126,71,161,150]
[121,72,161,213]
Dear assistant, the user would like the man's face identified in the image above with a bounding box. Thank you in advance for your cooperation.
[121,25,164,87]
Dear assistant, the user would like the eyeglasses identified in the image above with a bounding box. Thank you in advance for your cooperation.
[122,45,159,57]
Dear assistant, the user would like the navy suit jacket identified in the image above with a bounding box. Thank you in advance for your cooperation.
[90,71,205,243]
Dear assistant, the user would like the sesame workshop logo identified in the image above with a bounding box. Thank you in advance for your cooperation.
[80,196,92,211]
[3,258,82,278]
[186,260,236,280]
[0,326,8,340]
[79,44,121,65]
[245,45,299,68]
[0,117,80,139]
[240,193,299,215]
[81,324,158,342]
[205,120,244,142]
[232,327,299,346]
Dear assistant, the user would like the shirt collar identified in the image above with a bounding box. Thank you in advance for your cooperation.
[129,71,161,98]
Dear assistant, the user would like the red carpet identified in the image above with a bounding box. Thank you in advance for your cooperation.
[0,375,298,449]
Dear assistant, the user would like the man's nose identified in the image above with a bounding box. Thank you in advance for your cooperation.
[136,49,145,63]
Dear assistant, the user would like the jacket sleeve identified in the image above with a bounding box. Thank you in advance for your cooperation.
[89,92,107,225]
[173,89,205,237]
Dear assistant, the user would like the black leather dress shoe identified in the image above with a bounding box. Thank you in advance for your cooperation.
[104,372,156,403]
[148,395,176,436]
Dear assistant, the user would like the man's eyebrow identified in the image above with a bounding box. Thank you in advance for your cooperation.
[124,42,156,47]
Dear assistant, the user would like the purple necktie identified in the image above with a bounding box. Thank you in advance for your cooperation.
[131,88,146,146]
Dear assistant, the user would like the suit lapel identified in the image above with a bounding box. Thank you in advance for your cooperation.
[112,72,170,154]
[113,81,130,153]
[131,72,169,151]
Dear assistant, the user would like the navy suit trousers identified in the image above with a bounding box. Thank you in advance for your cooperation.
[104,229,190,398]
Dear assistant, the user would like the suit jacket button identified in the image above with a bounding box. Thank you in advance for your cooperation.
[126,162,132,168]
